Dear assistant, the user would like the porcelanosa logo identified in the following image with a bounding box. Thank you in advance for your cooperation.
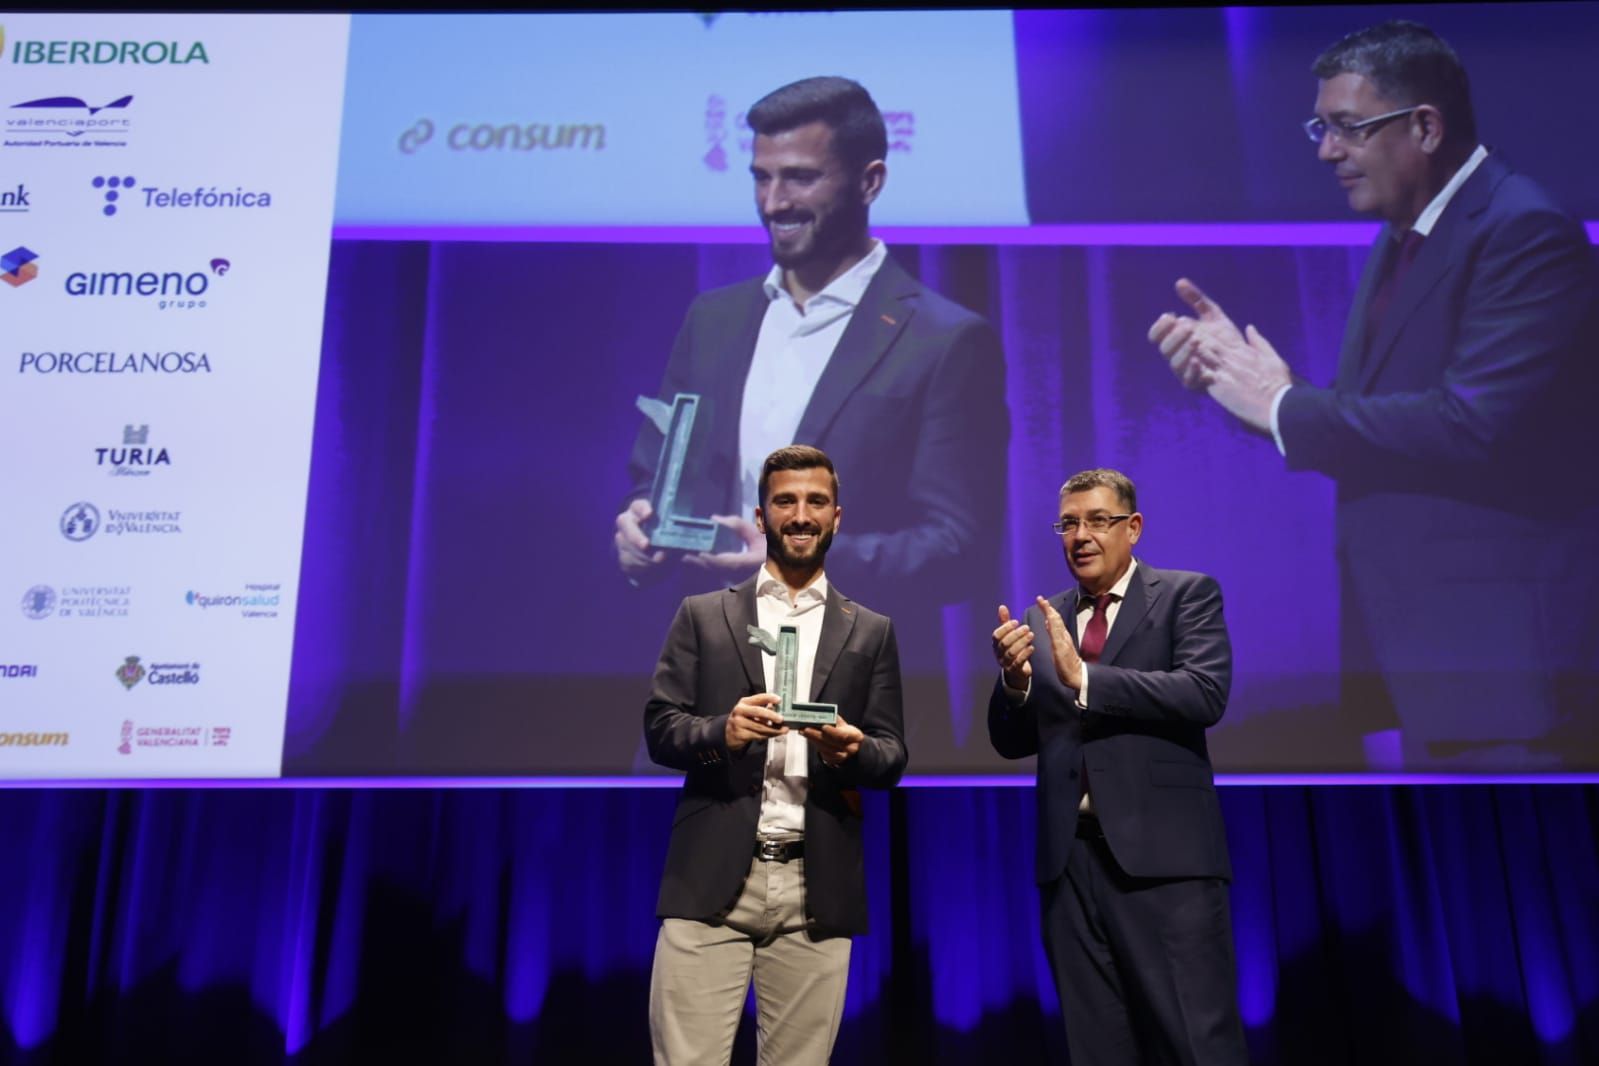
[5,93,133,149]
[19,349,213,375]
[96,424,171,477]
[92,175,273,218]
[60,255,230,311]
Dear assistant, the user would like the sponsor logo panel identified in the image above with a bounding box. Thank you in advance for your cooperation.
[95,424,172,477]
[184,582,281,619]
[21,585,133,620]
[119,719,230,755]
[115,655,200,690]
[61,503,183,541]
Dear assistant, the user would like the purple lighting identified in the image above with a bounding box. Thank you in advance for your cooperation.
[330,222,1599,246]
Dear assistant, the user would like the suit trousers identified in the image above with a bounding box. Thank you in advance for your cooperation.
[649,854,851,1066]
[1042,832,1247,1066]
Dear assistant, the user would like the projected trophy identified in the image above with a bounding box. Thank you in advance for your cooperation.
[635,392,742,553]
[746,624,838,727]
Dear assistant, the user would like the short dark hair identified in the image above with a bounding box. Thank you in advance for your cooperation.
[1312,20,1477,147]
[760,445,839,508]
[1060,468,1136,513]
[746,76,888,177]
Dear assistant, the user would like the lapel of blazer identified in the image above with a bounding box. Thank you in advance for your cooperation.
[701,280,774,513]
[1336,226,1395,391]
[793,251,917,445]
[1357,154,1506,391]
[1099,563,1156,666]
[809,583,857,702]
[721,574,767,694]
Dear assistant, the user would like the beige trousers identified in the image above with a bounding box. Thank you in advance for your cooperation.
[649,855,851,1066]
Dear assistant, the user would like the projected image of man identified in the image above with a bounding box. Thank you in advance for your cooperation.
[1147,20,1599,768]
[644,445,905,1066]
[616,76,1007,766]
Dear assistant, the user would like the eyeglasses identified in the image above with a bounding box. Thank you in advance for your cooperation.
[1051,514,1132,535]
[1301,106,1419,145]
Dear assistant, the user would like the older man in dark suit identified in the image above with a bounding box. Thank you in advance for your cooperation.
[990,468,1246,1066]
[1149,19,1599,768]
[645,445,904,1066]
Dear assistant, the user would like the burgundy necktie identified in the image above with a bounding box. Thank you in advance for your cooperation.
[1079,593,1114,663]
[1365,229,1425,346]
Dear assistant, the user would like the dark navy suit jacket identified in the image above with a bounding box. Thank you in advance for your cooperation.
[1277,152,1599,749]
[988,563,1234,885]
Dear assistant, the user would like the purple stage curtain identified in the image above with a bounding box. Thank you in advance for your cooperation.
[0,785,1594,1065]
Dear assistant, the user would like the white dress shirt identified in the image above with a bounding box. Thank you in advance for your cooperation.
[737,240,888,519]
[754,562,829,836]
[1269,145,1491,454]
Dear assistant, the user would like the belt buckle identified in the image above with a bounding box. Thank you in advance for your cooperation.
[758,839,786,862]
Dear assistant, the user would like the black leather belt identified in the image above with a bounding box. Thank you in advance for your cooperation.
[1075,814,1105,841]
[755,838,805,863]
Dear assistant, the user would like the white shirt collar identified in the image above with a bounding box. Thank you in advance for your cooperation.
[1079,557,1138,608]
[756,562,830,607]
[1410,144,1489,237]
[761,238,888,310]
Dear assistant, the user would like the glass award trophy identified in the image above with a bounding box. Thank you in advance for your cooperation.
[635,392,741,553]
[746,624,838,727]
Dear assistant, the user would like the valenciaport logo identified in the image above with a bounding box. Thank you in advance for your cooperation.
[115,655,200,690]
[185,582,281,619]
[5,93,133,149]
[93,175,272,219]
[2,29,209,66]
[2,246,38,287]
[54,254,230,311]
[96,424,171,477]
[60,501,100,541]
[61,502,183,540]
